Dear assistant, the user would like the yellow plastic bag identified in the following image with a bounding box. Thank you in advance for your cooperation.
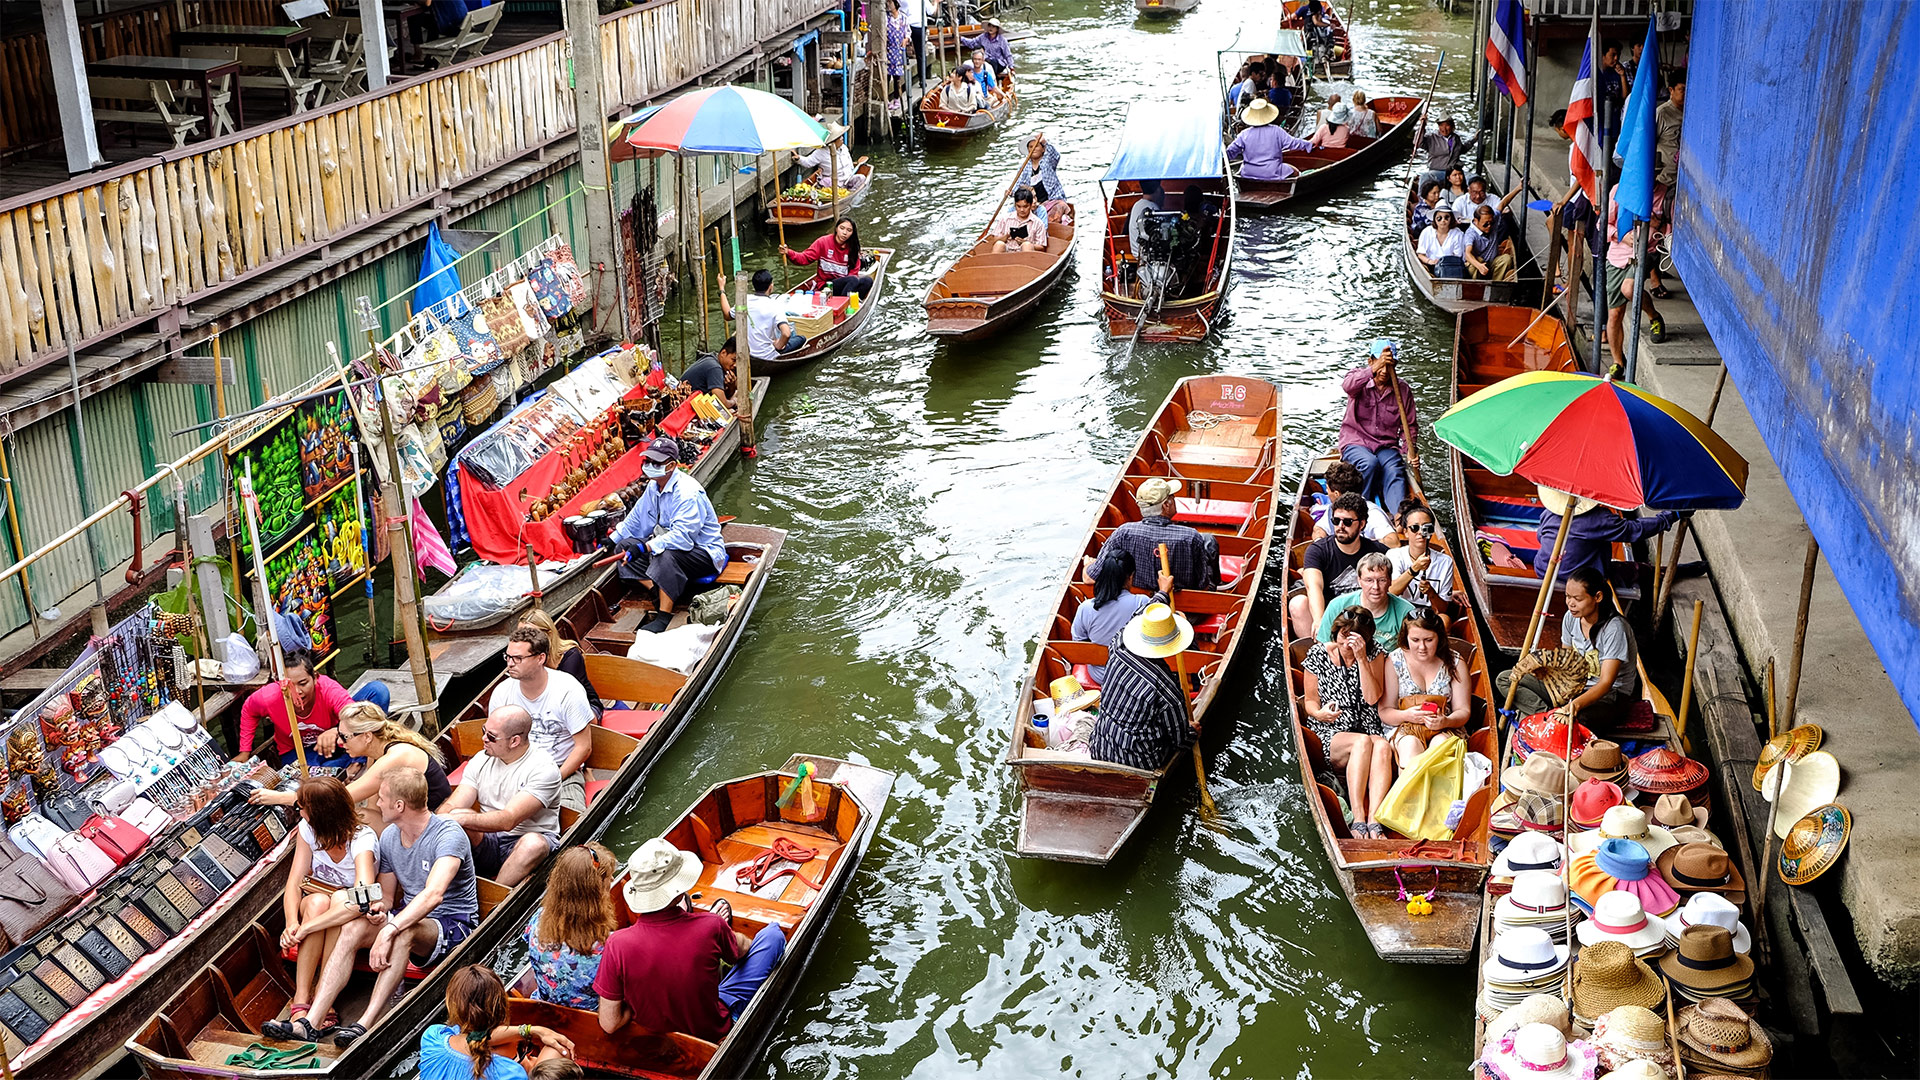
[1376,735,1466,841]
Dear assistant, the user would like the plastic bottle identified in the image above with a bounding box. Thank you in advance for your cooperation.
[1031,711,1049,747]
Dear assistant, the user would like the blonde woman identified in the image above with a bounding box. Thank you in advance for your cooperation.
[249,702,451,814]
[519,610,602,717]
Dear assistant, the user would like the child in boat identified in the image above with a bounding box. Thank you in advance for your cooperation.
[990,187,1050,253]
[418,965,572,1080]
[522,844,618,1009]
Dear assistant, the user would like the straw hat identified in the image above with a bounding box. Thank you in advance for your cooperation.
[1048,675,1100,717]
[1485,994,1571,1045]
[1628,747,1708,795]
[1241,98,1280,127]
[1568,940,1666,1018]
[1656,842,1747,905]
[1570,739,1629,785]
[1123,603,1193,658]
[1568,779,1626,830]
[1576,891,1668,953]
[1750,723,1822,792]
[1592,1004,1673,1067]
[1570,838,1682,917]
[1665,892,1753,955]
[1761,750,1840,839]
[1677,999,1773,1070]
[1501,751,1570,800]
[1778,802,1851,886]
[1492,832,1566,877]
[1568,805,1677,859]
[621,838,702,914]
[1537,484,1599,517]
[1669,823,1723,850]
[1658,925,1755,992]
[1482,925,1572,985]
[1480,1023,1598,1080]
[1515,710,1595,760]
[1651,793,1708,830]
[1605,1061,1672,1080]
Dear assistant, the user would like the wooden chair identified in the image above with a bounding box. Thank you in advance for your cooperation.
[88,76,203,148]
[304,17,367,103]
[236,45,321,113]
[176,46,240,136]
[417,4,506,69]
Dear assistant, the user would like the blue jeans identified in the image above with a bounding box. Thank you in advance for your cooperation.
[717,924,786,1018]
[1342,443,1409,518]
[775,331,807,353]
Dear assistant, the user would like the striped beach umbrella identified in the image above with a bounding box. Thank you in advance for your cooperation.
[615,86,828,156]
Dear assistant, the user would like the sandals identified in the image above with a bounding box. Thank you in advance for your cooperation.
[262,1015,333,1043]
[333,1022,368,1048]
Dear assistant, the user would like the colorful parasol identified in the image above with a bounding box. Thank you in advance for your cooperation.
[1434,370,1748,512]
[613,86,828,157]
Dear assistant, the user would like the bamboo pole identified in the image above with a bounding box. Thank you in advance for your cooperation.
[1389,356,1422,493]
[711,228,725,347]
[1502,507,1573,714]
[1783,537,1819,729]
[360,310,438,730]
[1159,543,1216,821]
[241,461,309,779]
[693,158,709,352]
[1675,598,1702,750]
[830,132,841,224]
[732,271,757,448]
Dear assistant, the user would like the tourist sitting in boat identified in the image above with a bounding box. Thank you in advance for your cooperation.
[1497,567,1643,726]
[793,124,866,194]
[1531,485,1681,586]
[419,965,573,1080]
[1087,602,1197,770]
[1260,69,1295,119]
[491,626,597,812]
[1309,95,1352,150]
[1466,204,1519,282]
[1348,90,1378,138]
[522,844,618,1009]
[521,608,605,718]
[1300,607,1393,838]
[1015,130,1065,206]
[783,216,875,298]
[967,52,998,93]
[1125,179,1167,259]
[1317,552,1414,650]
[1416,204,1468,278]
[1452,174,1519,230]
[252,701,453,824]
[441,706,563,887]
[961,17,1014,76]
[1307,460,1395,543]
[531,1058,585,1080]
[938,67,987,113]
[607,438,730,617]
[1226,98,1311,182]
[1226,61,1264,111]
[1339,338,1421,516]
[1415,116,1475,191]
[680,333,739,411]
[1082,477,1219,592]
[1410,180,1446,237]
[717,270,808,360]
[594,838,787,1040]
[1289,491,1388,641]
[301,767,480,1049]
[261,777,379,1043]
[1379,609,1471,768]
[235,647,364,767]
[1387,499,1458,616]
[1071,550,1174,685]
[990,187,1050,253]
[1444,165,1469,202]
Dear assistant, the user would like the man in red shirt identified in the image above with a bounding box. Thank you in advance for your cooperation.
[594,838,786,1040]
[234,649,357,766]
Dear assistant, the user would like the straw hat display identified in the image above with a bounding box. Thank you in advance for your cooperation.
[1569,738,1630,786]
[1604,1061,1672,1080]
[1650,792,1708,830]
[1628,746,1709,796]
[1760,750,1840,839]
[1502,751,1571,800]
[1484,994,1571,1045]
[1665,892,1753,955]
[1567,779,1627,830]
[1658,925,1756,1004]
[1568,940,1666,1022]
[1750,723,1822,792]
[1568,805,1678,859]
[1479,1022,1599,1080]
[1656,842,1747,905]
[1494,870,1572,942]
[1677,999,1774,1076]
[1491,832,1566,879]
[1575,891,1669,955]
[1778,803,1851,885]
[1591,1004,1674,1071]
[1569,838,1682,917]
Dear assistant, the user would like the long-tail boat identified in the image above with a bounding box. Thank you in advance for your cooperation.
[1282,0,1355,77]
[124,523,787,1079]
[1136,0,1201,17]
[764,160,877,237]
[1099,102,1237,342]
[1403,178,1541,314]
[920,73,1016,139]
[1233,95,1425,211]
[1006,375,1279,864]
[924,195,1076,341]
[499,755,895,1079]
[1280,452,1495,962]
[753,249,894,375]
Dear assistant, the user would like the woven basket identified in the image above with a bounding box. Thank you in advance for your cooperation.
[1515,647,1590,706]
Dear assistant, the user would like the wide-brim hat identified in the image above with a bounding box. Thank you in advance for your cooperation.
[1570,738,1629,784]
[1778,802,1850,885]
[1326,101,1353,126]
[1048,675,1100,717]
[1492,833,1566,877]
[1762,750,1840,839]
[1657,842,1747,904]
[1568,805,1678,859]
[1485,995,1571,1045]
[1515,712,1595,761]
[1665,892,1753,955]
[1577,891,1669,952]
[1480,1023,1597,1080]
[1651,792,1708,830]
[1242,98,1280,127]
[1592,1004,1673,1064]
[1569,940,1667,1017]
[1604,1061,1671,1080]
[1568,779,1626,829]
[1537,484,1599,518]
[1659,925,1755,990]
[1501,751,1570,800]
[1628,746,1709,794]
[1495,869,1569,923]
[622,838,703,913]
[1482,926,1571,984]
[1669,824,1723,850]
[1123,603,1193,658]
[1751,723,1823,792]
[1677,1000,1773,1069]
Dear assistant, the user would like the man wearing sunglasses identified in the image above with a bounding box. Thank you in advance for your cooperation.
[440,706,561,887]
[1289,491,1387,641]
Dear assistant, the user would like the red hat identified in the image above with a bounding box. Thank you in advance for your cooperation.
[1628,747,1709,794]
[1567,779,1626,830]
[1516,712,1595,760]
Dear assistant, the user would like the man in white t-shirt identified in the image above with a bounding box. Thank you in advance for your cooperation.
[489,627,596,812]
[441,706,562,886]
[716,269,805,363]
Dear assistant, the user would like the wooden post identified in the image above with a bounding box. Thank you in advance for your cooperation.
[568,0,626,342]
[1159,544,1216,821]
[1764,658,1777,739]
[1783,537,1819,729]
[711,228,725,348]
[1675,598,1702,749]
[732,272,757,448]
[240,461,308,778]
[359,0,389,89]
[40,0,104,173]
[65,340,110,636]
[829,133,841,224]
[1503,507,1573,713]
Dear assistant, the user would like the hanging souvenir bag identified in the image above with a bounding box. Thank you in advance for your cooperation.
[45,832,116,893]
[0,838,78,949]
[79,815,150,867]
[527,255,575,320]
[477,285,530,354]
[550,240,591,308]
[446,291,503,373]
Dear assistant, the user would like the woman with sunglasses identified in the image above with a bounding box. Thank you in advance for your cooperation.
[253,702,451,824]
[522,843,618,1008]
[1387,500,1458,618]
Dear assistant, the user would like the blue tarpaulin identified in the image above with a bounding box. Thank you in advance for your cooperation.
[1102,102,1225,183]
[1677,0,1920,727]
[415,222,463,317]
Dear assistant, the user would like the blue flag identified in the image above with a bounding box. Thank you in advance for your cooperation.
[1613,17,1661,239]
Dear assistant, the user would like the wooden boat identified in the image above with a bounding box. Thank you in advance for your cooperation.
[1280,452,1496,963]
[125,523,788,1079]
[500,755,895,1079]
[1006,375,1280,864]
[764,160,877,234]
[424,378,770,637]
[1403,178,1541,314]
[1233,95,1424,211]
[924,21,1032,50]
[924,201,1076,340]
[1136,0,1200,17]
[1448,306,1643,654]
[920,72,1016,139]
[1282,0,1354,78]
[1099,102,1237,342]
[753,249,894,375]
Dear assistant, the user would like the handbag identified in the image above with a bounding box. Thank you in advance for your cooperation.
[121,798,172,837]
[550,241,591,308]
[0,839,78,951]
[79,816,150,867]
[477,288,530,354]
[40,795,90,832]
[44,833,115,894]
[526,257,574,320]
[446,292,503,373]
[7,816,66,862]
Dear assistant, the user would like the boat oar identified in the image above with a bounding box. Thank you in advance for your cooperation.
[1388,353,1423,492]
[1159,544,1217,821]
[1402,51,1446,190]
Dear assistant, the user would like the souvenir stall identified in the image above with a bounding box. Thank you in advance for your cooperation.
[0,609,296,1068]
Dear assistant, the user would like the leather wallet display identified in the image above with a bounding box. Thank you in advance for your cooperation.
[9,974,65,1024]
[156,870,203,920]
[185,850,233,893]
[117,907,168,950]
[137,886,186,934]
[28,958,84,1008]
[171,861,217,910]
[264,811,288,841]
[0,987,50,1048]
[95,916,148,965]
[204,835,252,879]
[50,944,103,993]
[74,929,128,980]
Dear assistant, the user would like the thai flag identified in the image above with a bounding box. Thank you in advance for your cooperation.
[1564,41,1599,202]
[1485,0,1528,107]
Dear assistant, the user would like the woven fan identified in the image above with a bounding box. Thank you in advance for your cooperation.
[1515,648,1589,706]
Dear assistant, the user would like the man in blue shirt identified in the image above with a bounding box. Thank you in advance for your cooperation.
[1533,485,1681,585]
[607,438,728,615]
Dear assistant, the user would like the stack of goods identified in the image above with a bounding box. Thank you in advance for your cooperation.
[1480,926,1572,1019]
[1490,752,1570,839]
[781,181,854,204]
[1493,871,1573,945]
[1489,833,1565,897]
[1663,892,1752,954]
[1568,837,1682,919]
[1566,939,1666,1029]
[1574,892,1668,959]
[1627,746,1710,813]
[1676,999,1773,1077]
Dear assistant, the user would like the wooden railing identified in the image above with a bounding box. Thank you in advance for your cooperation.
[0,0,834,383]
[0,0,278,154]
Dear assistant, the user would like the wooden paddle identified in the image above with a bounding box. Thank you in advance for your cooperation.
[1386,350,1423,492]
[1159,544,1217,821]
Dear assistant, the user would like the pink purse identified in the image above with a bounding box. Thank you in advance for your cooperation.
[45,832,115,893]
[120,798,173,837]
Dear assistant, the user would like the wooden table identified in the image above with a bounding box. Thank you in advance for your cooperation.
[175,24,312,48]
[87,54,243,139]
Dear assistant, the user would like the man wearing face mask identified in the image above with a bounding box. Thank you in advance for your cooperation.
[606,437,728,619]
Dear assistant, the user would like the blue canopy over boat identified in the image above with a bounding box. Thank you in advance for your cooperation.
[1101,102,1226,183]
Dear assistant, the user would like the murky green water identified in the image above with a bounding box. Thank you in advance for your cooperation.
[512,2,1490,1075]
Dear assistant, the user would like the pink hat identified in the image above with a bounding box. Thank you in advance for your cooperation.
[1567,779,1626,830]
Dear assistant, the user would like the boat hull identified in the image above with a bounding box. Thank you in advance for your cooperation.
[765,161,878,233]
[925,205,1077,341]
[754,250,894,374]
[1402,179,1542,314]
[921,75,1016,139]
[1100,175,1238,342]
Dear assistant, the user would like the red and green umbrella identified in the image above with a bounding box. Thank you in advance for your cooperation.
[1435,371,1748,511]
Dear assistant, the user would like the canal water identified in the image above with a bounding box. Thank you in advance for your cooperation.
[576,1,1482,1075]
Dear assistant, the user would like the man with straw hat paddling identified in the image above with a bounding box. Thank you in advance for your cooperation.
[1227,98,1312,183]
